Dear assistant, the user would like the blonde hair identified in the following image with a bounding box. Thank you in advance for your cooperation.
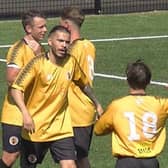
[61,7,85,27]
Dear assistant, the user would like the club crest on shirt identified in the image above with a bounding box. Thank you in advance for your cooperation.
[28,154,37,164]
[136,97,143,105]
[9,136,19,146]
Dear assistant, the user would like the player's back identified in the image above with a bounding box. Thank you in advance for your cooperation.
[111,95,168,158]
[68,38,96,126]
[69,38,95,85]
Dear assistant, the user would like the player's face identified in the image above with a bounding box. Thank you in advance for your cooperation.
[48,31,70,59]
[28,17,47,41]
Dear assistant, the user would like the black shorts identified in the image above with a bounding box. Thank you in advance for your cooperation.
[20,137,77,167]
[73,125,93,159]
[116,157,159,168]
[2,123,22,153]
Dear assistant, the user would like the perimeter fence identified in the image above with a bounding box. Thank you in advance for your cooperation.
[0,0,168,19]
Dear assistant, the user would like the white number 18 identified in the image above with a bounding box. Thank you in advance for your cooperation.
[124,112,157,141]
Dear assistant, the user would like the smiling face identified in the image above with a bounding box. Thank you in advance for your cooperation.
[48,30,70,59]
[26,16,47,41]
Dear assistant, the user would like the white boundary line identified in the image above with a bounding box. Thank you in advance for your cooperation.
[0,59,6,62]
[1,35,168,86]
[0,59,167,86]
[91,35,168,42]
[1,35,168,48]
[94,73,168,86]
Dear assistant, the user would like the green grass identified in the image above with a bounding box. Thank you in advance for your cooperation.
[1,11,168,167]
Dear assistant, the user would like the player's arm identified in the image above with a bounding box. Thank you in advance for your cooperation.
[82,84,103,118]
[94,104,114,136]
[11,88,35,134]
[6,66,20,86]
[10,58,38,133]
[6,42,25,86]
[73,57,103,116]
[73,74,103,118]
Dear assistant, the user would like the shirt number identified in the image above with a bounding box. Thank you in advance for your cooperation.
[124,112,157,141]
[87,55,94,81]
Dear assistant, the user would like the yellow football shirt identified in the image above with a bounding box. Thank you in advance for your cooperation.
[68,39,96,126]
[94,95,168,158]
[12,54,88,142]
[1,39,45,126]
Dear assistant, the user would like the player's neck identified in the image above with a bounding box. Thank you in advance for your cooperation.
[47,52,65,65]
[70,31,80,43]
[129,88,146,95]
[24,34,38,42]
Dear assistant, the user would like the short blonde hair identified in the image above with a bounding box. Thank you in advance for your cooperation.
[61,7,85,27]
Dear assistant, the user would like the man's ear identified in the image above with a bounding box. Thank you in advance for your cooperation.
[25,25,32,34]
[64,20,69,28]
[63,20,71,31]
[48,38,52,46]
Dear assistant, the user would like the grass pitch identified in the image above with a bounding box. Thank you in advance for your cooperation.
[1,11,168,167]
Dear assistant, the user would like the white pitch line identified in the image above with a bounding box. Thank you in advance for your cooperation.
[91,35,168,42]
[0,58,6,62]
[1,34,168,87]
[94,73,168,87]
[1,35,168,48]
[94,72,126,80]
[0,62,166,86]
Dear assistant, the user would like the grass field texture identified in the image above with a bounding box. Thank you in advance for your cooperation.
[1,11,168,167]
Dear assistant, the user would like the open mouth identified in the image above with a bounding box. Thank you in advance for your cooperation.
[59,49,66,54]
